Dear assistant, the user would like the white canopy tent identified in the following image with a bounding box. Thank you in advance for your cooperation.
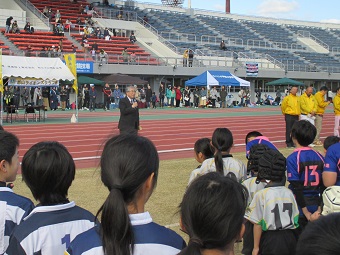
[2,55,75,81]
[1,55,75,124]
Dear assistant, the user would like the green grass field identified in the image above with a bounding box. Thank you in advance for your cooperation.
[12,148,324,254]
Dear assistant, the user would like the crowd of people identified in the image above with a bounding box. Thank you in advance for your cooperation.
[281,85,340,148]
[1,116,340,254]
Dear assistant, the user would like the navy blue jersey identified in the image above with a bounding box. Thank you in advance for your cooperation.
[324,143,340,186]
[6,202,96,255]
[66,212,186,255]
[0,187,34,254]
[246,136,277,158]
[287,147,324,214]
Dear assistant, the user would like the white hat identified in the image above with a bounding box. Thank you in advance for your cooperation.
[52,45,55,48]
[322,186,340,216]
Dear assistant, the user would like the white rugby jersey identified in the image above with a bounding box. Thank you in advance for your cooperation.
[188,156,247,184]
[0,187,34,254]
[245,186,299,231]
[242,177,266,205]
[6,201,96,255]
[65,211,186,255]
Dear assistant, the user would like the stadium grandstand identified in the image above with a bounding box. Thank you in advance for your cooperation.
[1,0,340,100]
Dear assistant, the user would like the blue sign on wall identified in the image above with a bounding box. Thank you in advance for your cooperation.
[76,61,93,73]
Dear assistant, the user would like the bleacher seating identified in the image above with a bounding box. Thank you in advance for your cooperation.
[286,25,340,50]
[71,34,159,64]
[295,51,340,71]
[242,21,305,50]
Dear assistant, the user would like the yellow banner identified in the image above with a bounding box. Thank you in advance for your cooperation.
[0,49,3,93]
[64,54,77,93]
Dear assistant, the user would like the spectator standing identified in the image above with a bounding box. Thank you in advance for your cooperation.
[281,85,300,148]
[188,49,194,67]
[210,86,218,108]
[166,85,172,106]
[113,84,121,106]
[255,87,262,104]
[200,87,207,107]
[145,84,152,109]
[83,85,90,110]
[183,86,191,107]
[193,87,200,108]
[170,87,175,107]
[50,87,58,111]
[313,86,330,146]
[327,89,333,103]
[158,83,165,108]
[13,87,20,109]
[220,86,227,108]
[151,92,157,109]
[21,86,29,105]
[89,85,97,112]
[5,16,13,33]
[238,88,245,106]
[183,49,188,67]
[60,85,68,110]
[33,87,42,106]
[175,86,181,107]
[103,83,112,111]
[333,87,340,137]
[0,131,34,254]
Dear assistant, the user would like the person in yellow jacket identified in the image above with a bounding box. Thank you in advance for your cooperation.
[333,87,340,137]
[183,49,189,67]
[300,86,317,125]
[313,86,330,145]
[281,85,300,148]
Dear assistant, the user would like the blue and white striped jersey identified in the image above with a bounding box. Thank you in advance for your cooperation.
[0,187,34,254]
[6,201,96,255]
[65,211,186,255]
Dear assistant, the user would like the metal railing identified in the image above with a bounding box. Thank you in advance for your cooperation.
[93,7,138,22]
[15,0,50,28]
[297,30,329,50]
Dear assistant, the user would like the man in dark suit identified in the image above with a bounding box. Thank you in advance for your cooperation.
[118,86,139,134]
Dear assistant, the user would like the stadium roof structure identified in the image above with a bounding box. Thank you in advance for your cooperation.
[161,0,184,7]
[266,77,305,86]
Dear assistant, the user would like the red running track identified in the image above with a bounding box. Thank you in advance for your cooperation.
[4,111,335,169]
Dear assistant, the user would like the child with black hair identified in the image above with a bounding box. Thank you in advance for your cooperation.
[6,141,97,254]
[179,172,248,255]
[323,135,340,152]
[245,131,277,159]
[188,138,214,184]
[286,120,325,229]
[323,136,340,187]
[151,92,157,109]
[245,149,299,255]
[241,144,269,255]
[296,213,340,255]
[66,135,185,255]
[0,131,34,254]
[190,128,246,184]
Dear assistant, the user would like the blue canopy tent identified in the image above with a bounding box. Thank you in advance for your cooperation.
[185,71,250,88]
